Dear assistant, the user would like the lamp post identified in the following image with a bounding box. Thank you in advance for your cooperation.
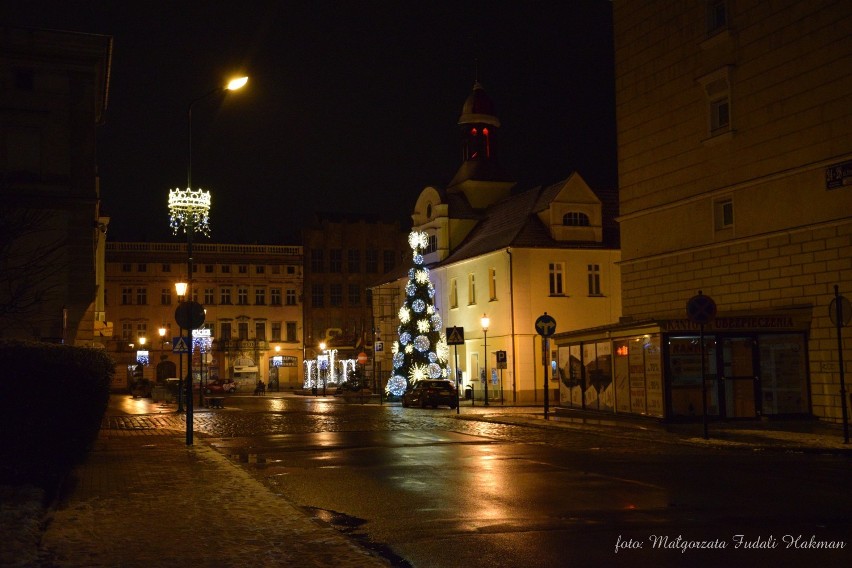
[175,282,187,412]
[169,76,247,446]
[158,327,166,382]
[320,341,327,396]
[481,314,490,407]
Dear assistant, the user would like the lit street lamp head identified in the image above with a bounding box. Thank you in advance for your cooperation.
[226,76,248,91]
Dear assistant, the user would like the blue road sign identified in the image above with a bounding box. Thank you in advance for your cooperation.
[172,336,191,353]
[535,313,557,337]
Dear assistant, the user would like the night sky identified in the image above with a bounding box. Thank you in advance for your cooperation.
[6,1,617,245]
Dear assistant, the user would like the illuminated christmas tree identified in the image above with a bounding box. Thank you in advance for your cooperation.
[386,231,449,397]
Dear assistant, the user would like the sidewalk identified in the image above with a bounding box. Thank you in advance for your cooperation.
[6,397,850,567]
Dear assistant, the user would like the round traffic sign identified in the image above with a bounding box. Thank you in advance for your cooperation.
[175,301,206,330]
[357,352,368,365]
[829,296,852,327]
[686,293,717,325]
[535,313,557,337]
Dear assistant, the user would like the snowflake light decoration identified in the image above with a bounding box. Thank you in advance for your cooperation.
[415,269,430,284]
[168,188,211,236]
[398,306,411,323]
[417,319,431,333]
[408,231,428,251]
[408,363,429,382]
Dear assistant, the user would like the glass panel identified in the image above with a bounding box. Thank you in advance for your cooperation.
[759,334,808,415]
[614,340,631,413]
[668,336,718,418]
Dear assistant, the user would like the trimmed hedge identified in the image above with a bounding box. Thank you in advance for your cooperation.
[0,340,114,489]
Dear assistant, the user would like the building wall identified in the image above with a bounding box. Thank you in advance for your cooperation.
[302,217,408,364]
[613,0,852,421]
[104,242,303,391]
[0,27,111,344]
[374,246,621,403]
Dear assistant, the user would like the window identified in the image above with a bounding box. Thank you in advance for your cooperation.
[426,235,438,254]
[383,250,396,272]
[162,263,171,273]
[220,322,231,340]
[330,283,343,307]
[329,249,342,273]
[238,265,248,274]
[711,98,730,132]
[191,288,198,303]
[271,322,282,341]
[286,322,297,342]
[205,265,214,273]
[255,288,266,305]
[137,264,147,272]
[204,288,215,304]
[348,284,360,306]
[563,212,590,226]
[311,249,324,273]
[136,322,147,339]
[255,322,266,340]
[286,289,297,305]
[700,68,732,138]
[238,322,248,340]
[450,279,458,308]
[221,265,231,274]
[488,268,497,301]
[256,265,265,274]
[588,264,601,296]
[121,264,131,273]
[122,322,133,340]
[706,0,727,35]
[348,249,360,272]
[220,288,232,305]
[161,289,171,305]
[287,265,296,275]
[468,274,476,305]
[312,284,324,307]
[238,287,249,305]
[271,288,282,305]
[549,263,565,295]
[714,198,734,230]
[366,249,378,273]
[136,288,147,305]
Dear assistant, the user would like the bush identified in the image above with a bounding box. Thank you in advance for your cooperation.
[0,340,114,489]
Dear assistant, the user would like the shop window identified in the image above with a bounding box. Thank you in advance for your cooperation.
[668,336,718,418]
[758,334,808,415]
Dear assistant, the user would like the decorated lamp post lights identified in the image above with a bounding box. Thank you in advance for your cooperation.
[387,231,449,397]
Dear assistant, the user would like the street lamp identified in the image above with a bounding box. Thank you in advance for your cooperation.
[169,76,248,446]
[158,327,166,381]
[481,314,490,407]
[175,282,187,412]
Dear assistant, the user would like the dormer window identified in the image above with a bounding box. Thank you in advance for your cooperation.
[563,212,590,226]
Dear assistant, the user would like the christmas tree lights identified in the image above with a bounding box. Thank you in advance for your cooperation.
[387,231,449,396]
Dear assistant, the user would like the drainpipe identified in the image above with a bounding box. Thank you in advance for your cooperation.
[506,248,517,403]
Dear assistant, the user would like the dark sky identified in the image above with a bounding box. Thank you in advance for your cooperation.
[6,1,616,244]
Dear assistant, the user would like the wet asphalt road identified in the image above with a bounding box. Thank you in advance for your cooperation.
[111,394,852,567]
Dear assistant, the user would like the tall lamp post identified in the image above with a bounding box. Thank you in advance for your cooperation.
[158,327,167,382]
[481,314,490,407]
[319,342,327,396]
[175,282,187,412]
[169,76,247,446]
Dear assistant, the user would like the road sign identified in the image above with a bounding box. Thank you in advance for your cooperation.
[357,352,368,365]
[374,341,384,352]
[535,313,557,337]
[174,301,205,330]
[686,293,717,324]
[829,296,851,327]
[496,350,507,369]
[446,326,465,345]
[172,336,190,353]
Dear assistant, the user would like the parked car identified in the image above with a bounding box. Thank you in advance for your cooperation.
[203,379,238,394]
[402,380,458,409]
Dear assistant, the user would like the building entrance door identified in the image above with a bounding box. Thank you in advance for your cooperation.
[719,337,759,418]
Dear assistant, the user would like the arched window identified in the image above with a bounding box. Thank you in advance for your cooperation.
[563,212,590,226]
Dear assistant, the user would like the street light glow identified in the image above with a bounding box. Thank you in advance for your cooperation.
[175,281,188,297]
[226,76,248,91]
[481,314,490,331]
